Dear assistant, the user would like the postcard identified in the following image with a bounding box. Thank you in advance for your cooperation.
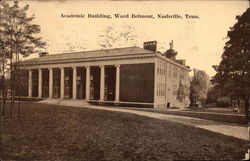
[0,0,249,160]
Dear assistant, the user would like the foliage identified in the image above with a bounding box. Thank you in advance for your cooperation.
[211,8,250,115]
[0,1,45,58]
[206,86,220,103]
[98,25,137,49]
[190,69,210,105]
[216,97,231,107]
[177,82,185,102]
[0,0,45,116]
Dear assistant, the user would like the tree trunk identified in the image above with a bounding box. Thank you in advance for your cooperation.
[10,52,13,117]
[2,57,5,116]
[245,96,249,123]
[17,52,21,117]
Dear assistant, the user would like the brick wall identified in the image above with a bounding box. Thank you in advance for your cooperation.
[120,63,154,103]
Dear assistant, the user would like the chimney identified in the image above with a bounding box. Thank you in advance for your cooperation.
[143,41,157,52]
[39,52,48,57]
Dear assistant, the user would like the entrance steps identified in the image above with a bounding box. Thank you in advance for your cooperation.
[39,98,90,107]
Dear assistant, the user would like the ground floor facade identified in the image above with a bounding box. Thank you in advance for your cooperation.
[21,63,155,107]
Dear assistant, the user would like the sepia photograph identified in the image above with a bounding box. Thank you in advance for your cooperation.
[0,0,249,160]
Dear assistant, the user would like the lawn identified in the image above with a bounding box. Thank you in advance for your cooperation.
[128,107,247,125]
[0,102,247,160]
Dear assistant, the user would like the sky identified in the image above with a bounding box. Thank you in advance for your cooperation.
[17,0,249,77]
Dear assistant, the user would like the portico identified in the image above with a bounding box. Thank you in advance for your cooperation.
[27,64,121,103]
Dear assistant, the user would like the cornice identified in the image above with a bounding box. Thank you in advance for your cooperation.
[156,54,191,71]
[19,54,156,66]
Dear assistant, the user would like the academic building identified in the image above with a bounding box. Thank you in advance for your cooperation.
[19,41,191,108]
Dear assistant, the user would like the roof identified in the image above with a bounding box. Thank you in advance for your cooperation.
[20,46,190,71]
[21,46,154,63]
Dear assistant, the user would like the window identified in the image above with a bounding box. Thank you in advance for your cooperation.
[173,66,178,78]
[157,84,159,96]
[160,84,162,96]
[162,84,164,96]
[169,65,172,77]
[159,61,161,75]
[173,85,178,95]
[180,74,184,80]
[180,70,185,80]
[163,84,165,96]
[173,72,177,78]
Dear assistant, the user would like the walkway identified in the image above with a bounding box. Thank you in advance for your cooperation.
[39,99,249,141]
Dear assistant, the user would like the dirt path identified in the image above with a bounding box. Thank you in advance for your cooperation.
[89,106,248,141]
[39,99,249,141]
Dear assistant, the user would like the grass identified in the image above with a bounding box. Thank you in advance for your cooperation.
[128,107,247,125]
[0,102,247,160]
[188,106,244,114]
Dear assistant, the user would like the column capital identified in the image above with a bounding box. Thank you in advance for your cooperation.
[99,65,104,68]
[115,64,120,68]
[60,67,65,70]
[84,66,90,69]
[72,66,76,69]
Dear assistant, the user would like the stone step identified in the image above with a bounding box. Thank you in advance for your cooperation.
[39,98,90,107]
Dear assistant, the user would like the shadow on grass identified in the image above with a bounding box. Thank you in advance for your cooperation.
[0,102,248,161]
[127,107,247,125]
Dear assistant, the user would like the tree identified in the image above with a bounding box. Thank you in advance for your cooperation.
[0,58,7,112]
[206,86,220,103]
[211,8,250,118]
[98,25,137,49]
[190,69,210,106]
[0,1,45,117]
[177,81,185,102]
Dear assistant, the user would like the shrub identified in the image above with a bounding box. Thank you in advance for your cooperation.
[216,97,231,107]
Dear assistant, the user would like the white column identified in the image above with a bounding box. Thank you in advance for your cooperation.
[72,67,77,99]
[38,68,42,98]
[49,68,53,98]
[60,67,64,99]
[115,65,120,102]
[28,69,32,97]
[100,65,105,101]
[154,58,158,108]
[85,66,90,100]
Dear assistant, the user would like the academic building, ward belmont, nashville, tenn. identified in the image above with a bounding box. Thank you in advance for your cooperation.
[19,41,191,108]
